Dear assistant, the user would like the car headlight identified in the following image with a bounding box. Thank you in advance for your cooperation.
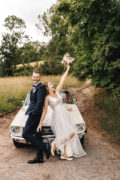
[76,123,85,133]
[11,126,20,134]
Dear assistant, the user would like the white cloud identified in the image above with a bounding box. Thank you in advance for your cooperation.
[0,0,57,43]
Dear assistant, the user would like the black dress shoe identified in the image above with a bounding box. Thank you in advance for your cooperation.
[28,156,43,164]
[45,143,51,159]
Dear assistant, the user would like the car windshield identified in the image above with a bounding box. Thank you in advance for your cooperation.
[60,91,74,104]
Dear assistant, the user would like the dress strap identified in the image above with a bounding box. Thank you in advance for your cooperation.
[56,91,59,95]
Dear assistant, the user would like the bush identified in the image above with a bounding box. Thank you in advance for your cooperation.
[94,91,120,142]
[13,65,33,76]
[40,59,64,75]
[72,0,120,93]
[53,0,120,93]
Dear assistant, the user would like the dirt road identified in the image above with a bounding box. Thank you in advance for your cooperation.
[0,84,120,180]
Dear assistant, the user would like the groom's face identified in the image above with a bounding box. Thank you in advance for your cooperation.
[32,72,41,84]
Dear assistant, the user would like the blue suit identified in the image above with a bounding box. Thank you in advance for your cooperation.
[22,82,47,159]
[26,83,46,116]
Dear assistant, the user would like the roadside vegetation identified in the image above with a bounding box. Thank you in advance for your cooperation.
[0,75,81,114]
[94,91,120,142]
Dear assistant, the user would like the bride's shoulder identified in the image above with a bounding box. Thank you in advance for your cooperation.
[45,95,50,102]
[45,95,49,99]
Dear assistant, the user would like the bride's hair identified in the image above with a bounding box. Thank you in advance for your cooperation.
[44,81,49,95]
[44,81,55,95]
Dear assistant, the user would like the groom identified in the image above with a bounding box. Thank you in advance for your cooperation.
[22,69,50,164]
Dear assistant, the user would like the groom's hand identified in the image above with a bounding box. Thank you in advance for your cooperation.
[36,123,42,132]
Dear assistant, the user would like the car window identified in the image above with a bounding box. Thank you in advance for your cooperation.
[60,91,74,104]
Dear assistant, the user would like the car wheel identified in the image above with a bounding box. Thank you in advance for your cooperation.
[13,139,25,148]
[80,136,84,145]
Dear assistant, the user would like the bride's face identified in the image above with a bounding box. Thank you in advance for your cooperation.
[48,82,55,92]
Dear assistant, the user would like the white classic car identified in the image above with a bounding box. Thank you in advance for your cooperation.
[10,90,87,148]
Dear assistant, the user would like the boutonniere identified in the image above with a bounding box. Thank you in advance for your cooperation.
[32,87,36,93]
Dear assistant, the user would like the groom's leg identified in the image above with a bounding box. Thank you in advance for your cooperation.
[25,132,45,159]
[22,116,45,159]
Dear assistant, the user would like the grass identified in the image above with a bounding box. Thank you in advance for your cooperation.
[94,91,120,142]
[0,75,81,114]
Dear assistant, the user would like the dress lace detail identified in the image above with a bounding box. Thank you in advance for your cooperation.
[48,92,86,157]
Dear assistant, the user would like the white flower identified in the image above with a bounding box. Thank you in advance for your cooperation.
[61,53,75,64]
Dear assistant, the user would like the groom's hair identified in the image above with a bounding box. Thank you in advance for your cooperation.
[33,68,41,75]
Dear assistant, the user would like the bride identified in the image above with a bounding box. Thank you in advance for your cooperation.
[37,64,86,160]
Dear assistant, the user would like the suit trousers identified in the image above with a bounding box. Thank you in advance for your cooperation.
[22,115,46,159]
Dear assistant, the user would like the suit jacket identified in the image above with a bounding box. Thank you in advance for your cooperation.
[26,83,47,117]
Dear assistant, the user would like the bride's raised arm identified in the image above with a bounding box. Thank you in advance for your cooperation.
[56,64,70,93]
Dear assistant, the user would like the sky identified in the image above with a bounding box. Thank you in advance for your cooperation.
[0,0,57,43]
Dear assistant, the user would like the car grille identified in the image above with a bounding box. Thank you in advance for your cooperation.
[41,126,54,136]
[41,126,55,143]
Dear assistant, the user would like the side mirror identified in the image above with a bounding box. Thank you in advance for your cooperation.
[73,98,77,103]
[21,100,25,105]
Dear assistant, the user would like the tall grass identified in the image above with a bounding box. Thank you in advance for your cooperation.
[0,75,80,113]
[94,91,120,142]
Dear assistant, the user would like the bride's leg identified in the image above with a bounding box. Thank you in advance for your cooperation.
[60,133,75,146]
[53,144,56,152]
[61,144,69,158]
[69,133,75,140]
[59,133,75,158]
[64,144,66,154]
[50,142,56,151]
[65,133,75,143]
[50,143,56,156]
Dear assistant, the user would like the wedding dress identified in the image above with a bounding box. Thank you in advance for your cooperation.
[48,92,86,157]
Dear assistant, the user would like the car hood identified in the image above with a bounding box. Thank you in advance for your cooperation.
[11,105,29,127]
[42,104,85,126]
[11,104,85,127]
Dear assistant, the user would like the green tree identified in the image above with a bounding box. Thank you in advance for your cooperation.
[0,15,29,76]
[43,0,120,93]
[36,4,73,61]
[71,0,120,93]
[40,59,64,75]
[18,41,48,64]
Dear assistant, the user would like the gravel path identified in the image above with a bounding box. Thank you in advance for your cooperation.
[0,84,120,180]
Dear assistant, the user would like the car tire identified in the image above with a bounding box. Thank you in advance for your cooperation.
[13,139,25,148]
[80,136,84,145]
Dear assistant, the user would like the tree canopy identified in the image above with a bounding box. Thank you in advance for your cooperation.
[0,15,28,76]
[36,0,120,93]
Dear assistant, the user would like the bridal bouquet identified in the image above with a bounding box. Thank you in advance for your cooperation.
[61,53,75,64]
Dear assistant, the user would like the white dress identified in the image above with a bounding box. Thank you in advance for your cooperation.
[48,92,86,157]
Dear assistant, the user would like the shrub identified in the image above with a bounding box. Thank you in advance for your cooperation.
[13,65,33,76]
[94,91,120,142]
[40,59,64,75]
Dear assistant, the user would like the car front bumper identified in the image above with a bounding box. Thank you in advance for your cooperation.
[10,131,86,144]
